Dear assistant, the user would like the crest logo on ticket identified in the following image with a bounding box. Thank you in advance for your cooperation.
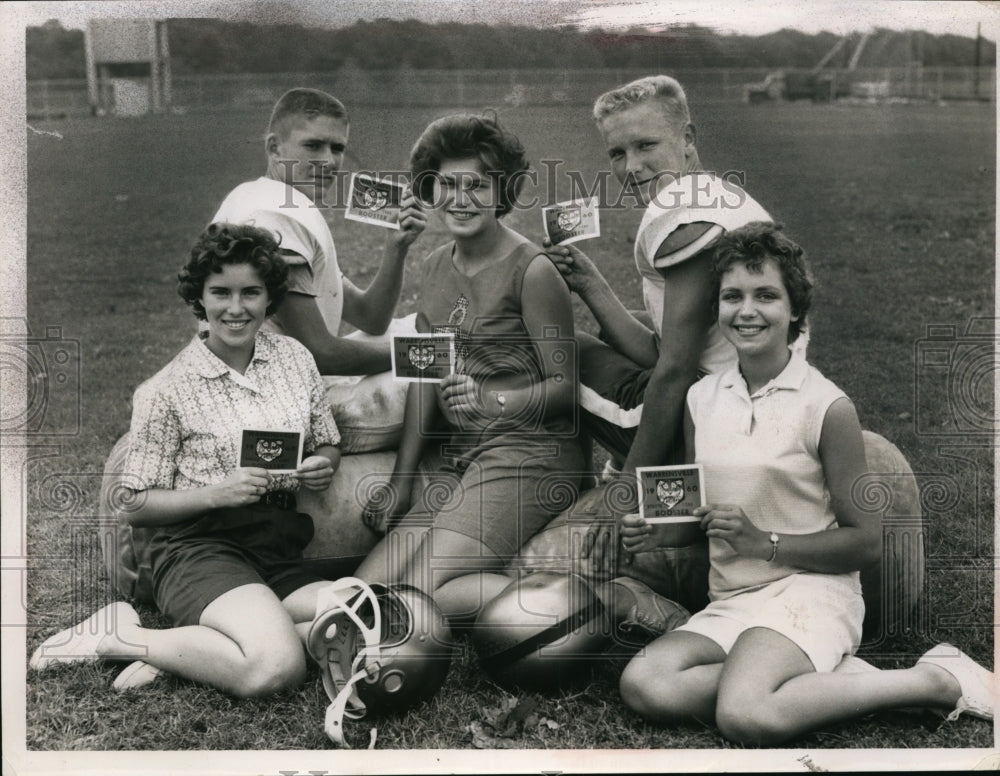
[345,173,404,230]
[239,429,303,473]
[543,198,600,246]
[636,464,705,523]
[391,334,455,382]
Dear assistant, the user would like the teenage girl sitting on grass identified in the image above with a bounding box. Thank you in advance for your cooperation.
[355,113,586,623]
[618,221,994,745]
[30,223,340,697]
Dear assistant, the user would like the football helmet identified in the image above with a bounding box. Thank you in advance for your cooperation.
[472,571,612,690]
[307,577,456,747]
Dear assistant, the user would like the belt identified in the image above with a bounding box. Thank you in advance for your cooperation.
[259,491,296,510]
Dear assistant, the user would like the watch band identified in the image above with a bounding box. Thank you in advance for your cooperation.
[766,531,779,563]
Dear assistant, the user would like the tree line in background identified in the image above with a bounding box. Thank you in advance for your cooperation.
[28,17,997,80]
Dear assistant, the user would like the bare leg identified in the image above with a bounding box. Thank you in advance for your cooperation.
[352,519,431,586]
[95,583,307,698]
[282,580,336,644]
[715,627,964,746]
[619,630,727,724]
[399,527,510,622]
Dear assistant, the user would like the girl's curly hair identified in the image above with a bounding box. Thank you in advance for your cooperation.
[177,222,288,320]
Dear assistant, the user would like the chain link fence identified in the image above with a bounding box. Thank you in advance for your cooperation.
[27,66,996,119]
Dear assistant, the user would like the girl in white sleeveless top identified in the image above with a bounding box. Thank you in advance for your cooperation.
[617,222,993,744]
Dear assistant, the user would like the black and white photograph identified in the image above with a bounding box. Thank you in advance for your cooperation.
[3,0,997,773]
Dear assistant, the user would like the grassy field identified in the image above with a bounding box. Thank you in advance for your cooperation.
[21,96,996,757]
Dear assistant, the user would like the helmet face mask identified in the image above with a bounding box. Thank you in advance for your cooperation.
[308,578,456,746]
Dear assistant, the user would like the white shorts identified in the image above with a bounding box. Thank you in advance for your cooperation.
[674,572,864,673]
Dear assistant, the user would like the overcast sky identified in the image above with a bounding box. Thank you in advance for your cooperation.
[16,0,1000,38]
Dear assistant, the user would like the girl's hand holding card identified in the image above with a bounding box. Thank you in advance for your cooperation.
[294,454,337,491]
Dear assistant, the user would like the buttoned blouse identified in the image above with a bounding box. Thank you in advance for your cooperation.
[125,332,339,494]
[686,351,855,600]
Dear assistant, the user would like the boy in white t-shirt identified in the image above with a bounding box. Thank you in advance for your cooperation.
[214,87,427,377]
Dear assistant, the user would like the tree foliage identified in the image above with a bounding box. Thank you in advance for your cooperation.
[27,18,996,80]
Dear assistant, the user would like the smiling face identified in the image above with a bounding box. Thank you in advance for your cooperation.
[267,113,349,202]
[717,257,798,364]
[432,157,500,240]
[598,100,696,207]
[201,263,270,371]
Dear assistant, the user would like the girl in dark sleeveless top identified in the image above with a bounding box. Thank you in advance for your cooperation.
[356,114,584,623]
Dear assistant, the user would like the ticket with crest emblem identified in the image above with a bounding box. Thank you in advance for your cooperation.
[345,173,404,229]
[391,333,455,382]
[542,198,600,246]
[635,464,704,523]
[238,429,304,472]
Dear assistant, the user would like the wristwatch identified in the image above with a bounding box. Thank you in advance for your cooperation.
[766,531,780,563]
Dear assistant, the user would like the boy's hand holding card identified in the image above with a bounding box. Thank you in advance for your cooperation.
[391,333,455,382]
[239,429,304,473]
[345,173,405,230]
[543,198,600,246]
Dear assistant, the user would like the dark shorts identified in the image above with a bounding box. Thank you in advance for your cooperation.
[406,430,586,559]
[149,502,322,627]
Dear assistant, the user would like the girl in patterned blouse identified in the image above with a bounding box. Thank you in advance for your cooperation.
[31,223,342,697]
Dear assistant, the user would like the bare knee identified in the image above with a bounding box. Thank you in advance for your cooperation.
[620,656,675,718]
[231,645,306,699]
[716,696,790,746]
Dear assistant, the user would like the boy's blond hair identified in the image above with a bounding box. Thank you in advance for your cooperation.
[592,75,691,131]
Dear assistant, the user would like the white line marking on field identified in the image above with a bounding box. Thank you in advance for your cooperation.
[27,124,63,139]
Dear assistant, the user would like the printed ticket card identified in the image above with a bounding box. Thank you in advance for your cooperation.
[345,173,404,230]
[391,333,455,382]
[238,429,304,473]
[636,464,705,523]
[542,198,600,246]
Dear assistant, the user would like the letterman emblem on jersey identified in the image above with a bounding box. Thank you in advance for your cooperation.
[447,294,470,326]
[556,206,581,232]
[407,342,436,371]
[656,479,685,510]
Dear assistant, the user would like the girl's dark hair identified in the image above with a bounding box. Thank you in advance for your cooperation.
[710,221,813,343]
[177,223,288,320]
[409,112,530,217]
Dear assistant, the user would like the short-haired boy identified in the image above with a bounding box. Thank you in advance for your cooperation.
[544,75,803,633]
[213,87,426,377]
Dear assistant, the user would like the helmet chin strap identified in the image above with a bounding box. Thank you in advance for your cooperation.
[308,577,384,747]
